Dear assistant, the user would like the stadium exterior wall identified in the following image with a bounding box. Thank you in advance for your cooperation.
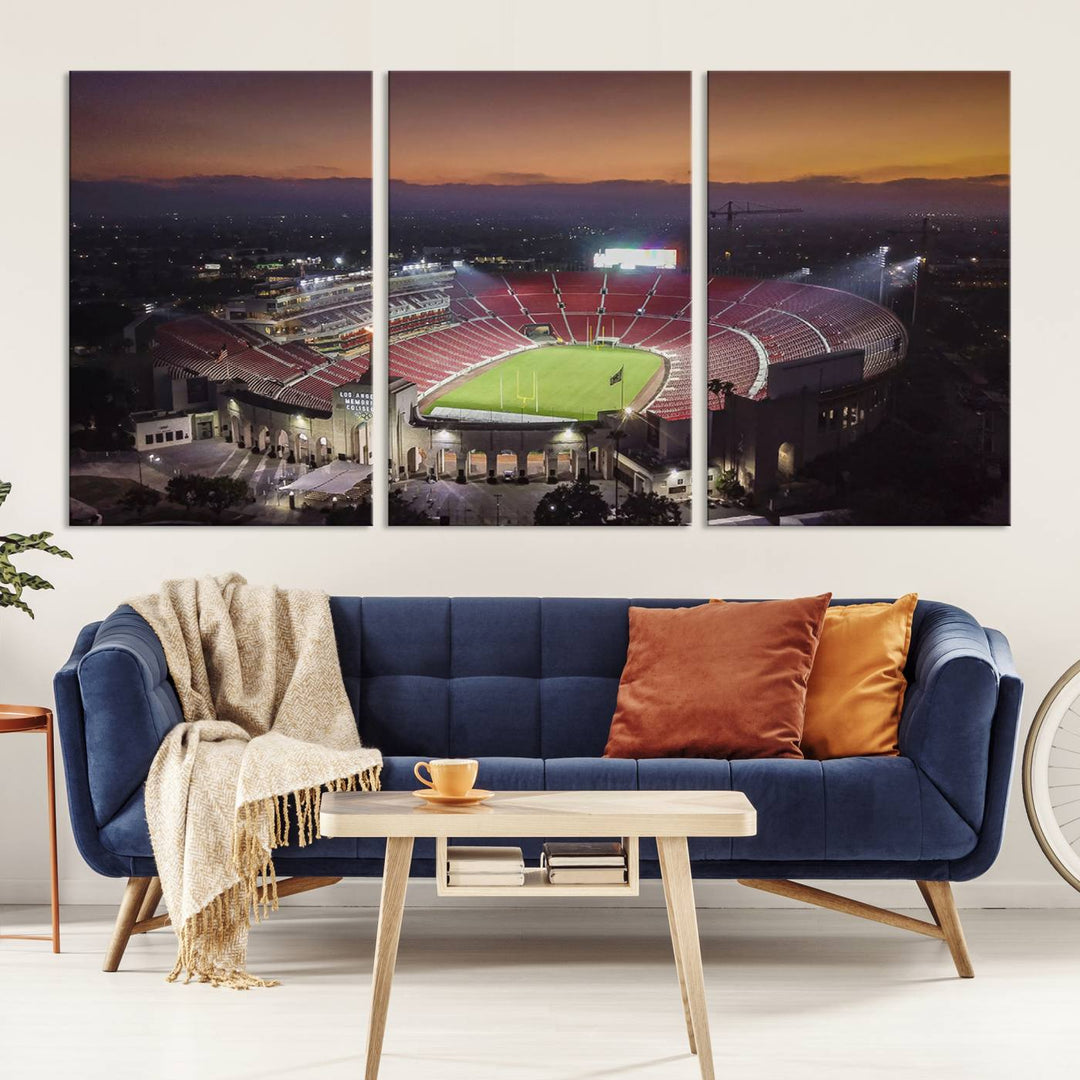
[218,385,373,467]
[708,373,892,502]
[390,380,691,496]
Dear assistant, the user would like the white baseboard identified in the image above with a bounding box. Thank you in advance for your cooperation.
[3,876,1079,909]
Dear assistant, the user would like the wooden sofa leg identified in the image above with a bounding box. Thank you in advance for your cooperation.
[136,877,163,924]
[738,878,975,979]
[917,881,974,978]
[103,877,150,972]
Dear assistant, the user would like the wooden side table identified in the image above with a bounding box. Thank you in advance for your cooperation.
[0,705,60,953]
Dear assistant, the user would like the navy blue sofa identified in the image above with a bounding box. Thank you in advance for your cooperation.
[54,597,1022,973]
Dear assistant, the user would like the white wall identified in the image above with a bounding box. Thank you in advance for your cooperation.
[2,0,1078,910]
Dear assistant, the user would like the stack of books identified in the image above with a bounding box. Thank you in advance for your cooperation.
[541,841,628,885]
[446,845,525,887]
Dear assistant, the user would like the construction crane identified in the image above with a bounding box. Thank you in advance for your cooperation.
[709,200,803,227]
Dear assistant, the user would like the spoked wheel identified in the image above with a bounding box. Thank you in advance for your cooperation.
[1024,660,1080,892]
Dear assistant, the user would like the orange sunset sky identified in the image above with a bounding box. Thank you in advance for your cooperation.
[70,72,372,182]
[708,71,1009,183]
[390,71,690,185]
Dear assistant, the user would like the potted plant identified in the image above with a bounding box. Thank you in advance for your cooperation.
[0,480,72,617]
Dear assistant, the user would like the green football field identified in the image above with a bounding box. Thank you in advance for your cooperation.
[421,345,662,421]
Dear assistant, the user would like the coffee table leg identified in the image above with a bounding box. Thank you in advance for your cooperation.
[657,841,697,1055]
[366,836,414,1080]
[657,837,713,1080]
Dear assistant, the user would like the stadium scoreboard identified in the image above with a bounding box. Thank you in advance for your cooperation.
[593,247,677,271]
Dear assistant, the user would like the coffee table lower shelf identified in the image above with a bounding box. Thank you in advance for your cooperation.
[435,835,640,897]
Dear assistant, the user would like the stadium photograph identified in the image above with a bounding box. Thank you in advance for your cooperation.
[68,72,374,526]
[388,71,692,526]
[706,71,1010,526]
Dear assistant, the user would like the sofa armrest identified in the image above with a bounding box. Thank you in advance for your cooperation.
[74,606,183,828]
[54,619,133,877]
[899,602,1001,833]
[946,628,1024,880]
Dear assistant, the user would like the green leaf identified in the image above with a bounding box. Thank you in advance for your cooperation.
[0,479,70,619]
[0,591,34,617]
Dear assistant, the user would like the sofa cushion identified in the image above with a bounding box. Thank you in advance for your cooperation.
[604,596,831,760]
[801,594,918,759]
[97,754,976,867]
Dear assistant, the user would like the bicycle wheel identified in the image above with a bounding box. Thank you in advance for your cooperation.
[1023,659,1080,892]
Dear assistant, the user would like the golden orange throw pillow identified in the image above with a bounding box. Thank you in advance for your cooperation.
[603,595,831,760]
[800,594,918,758]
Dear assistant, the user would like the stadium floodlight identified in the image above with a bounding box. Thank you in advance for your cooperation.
[624,407,634,417]
[335,256,344,266]
[563,428,575,439]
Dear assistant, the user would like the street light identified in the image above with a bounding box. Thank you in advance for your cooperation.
[877,245,890,304]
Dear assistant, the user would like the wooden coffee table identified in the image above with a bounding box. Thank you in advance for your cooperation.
[320,789,757,1080]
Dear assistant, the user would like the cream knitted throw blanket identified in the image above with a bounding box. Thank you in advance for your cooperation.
[130,574,381,988]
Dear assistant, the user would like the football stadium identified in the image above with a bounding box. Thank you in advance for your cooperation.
[706,276,907,399]
[705,275,908,505]
[390,265,693,424]
[387,263,694,519]
[144,272,374,468]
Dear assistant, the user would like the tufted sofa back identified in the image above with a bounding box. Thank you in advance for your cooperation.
[330,597,704,759]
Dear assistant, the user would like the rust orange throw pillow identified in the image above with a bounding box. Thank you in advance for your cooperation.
[603,595,831,760]
[800,594,918,759]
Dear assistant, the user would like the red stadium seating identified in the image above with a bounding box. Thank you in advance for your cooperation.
[454,267,517,298]
[641,294,690,318]
[504,272,557,295]
[553,271,606,290]
[477,294,526,319]
[386,269,904,426]
[705,276,907,403]
[389,318,533,391]
[557,292,602,313]
[153,314,368,413]
[652,271,691,296]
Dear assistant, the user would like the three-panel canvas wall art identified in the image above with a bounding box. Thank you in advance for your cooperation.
[69,71,1009,527]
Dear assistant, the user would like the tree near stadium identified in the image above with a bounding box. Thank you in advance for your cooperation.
[614,491,683,526]
[166,474,250,520]
[533,479,611,526]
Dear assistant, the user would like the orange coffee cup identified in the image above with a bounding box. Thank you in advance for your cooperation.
[414,758,479,797]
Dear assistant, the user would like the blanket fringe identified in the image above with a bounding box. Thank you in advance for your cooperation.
[172,763,381,988]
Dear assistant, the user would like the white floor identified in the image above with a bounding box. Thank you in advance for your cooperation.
[0,903,1076,1079]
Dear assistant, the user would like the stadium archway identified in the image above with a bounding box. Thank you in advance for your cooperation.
[275,429,290,459]
[349,422,368,464]
[316,436,332,465]
[229,415,242,446]
[778,441,797,482]
[406,447,426,475]
[295,431,310,465]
